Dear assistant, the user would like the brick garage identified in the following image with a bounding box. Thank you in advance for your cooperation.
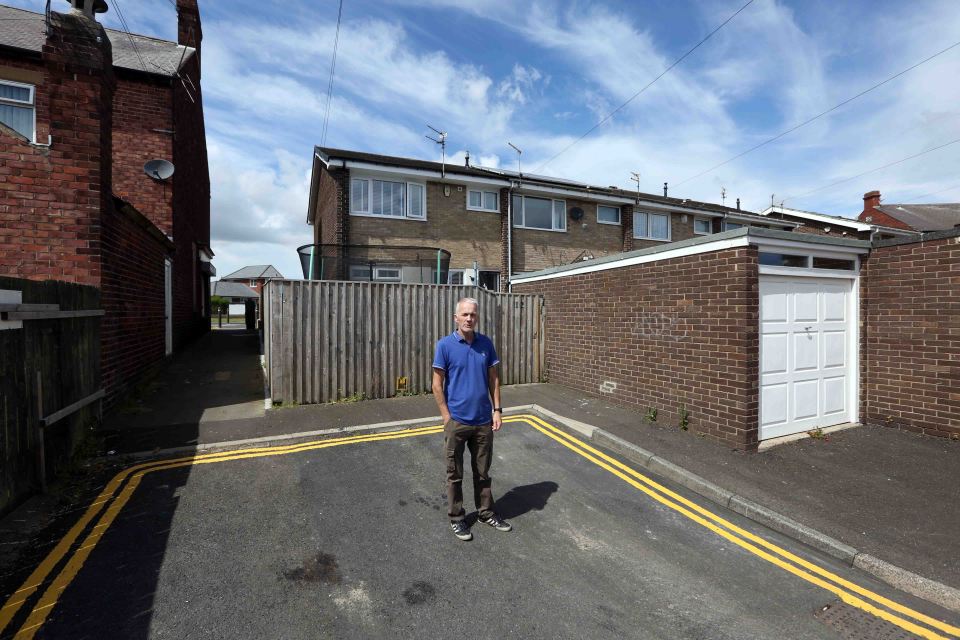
[514,239,761,449]
[860,231,960,439]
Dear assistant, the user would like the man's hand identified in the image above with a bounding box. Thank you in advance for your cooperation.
[492,411,502,431]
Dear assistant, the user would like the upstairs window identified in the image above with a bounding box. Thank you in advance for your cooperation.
[0,80,35,141]
[694,218,712,235]
[350,177,426,219]
[634,211,670,241]
[513,195,565,231]
[723,221,745,231]
[467,189,499,212]
[597,205,621,225]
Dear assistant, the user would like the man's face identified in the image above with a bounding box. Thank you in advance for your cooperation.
[455,302,478,334]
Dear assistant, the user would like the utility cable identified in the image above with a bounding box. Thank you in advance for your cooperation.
[110,0,149,74]
[782,137,960,204]
[674,39,960,187]
[532,0,756,174]
[320,0,344,147]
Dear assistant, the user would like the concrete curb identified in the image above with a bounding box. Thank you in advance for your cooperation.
[529,405,960,615]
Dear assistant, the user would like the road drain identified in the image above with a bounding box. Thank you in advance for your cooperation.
[815,600,920,639]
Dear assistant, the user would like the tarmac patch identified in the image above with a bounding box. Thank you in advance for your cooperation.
[814,600,918,640]
[283,552,342,585]
[402,581,436,605]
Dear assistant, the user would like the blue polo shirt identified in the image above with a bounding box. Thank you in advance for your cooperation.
[433,331,500,426]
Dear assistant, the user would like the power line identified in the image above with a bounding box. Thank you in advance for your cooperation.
[110,0,149,74]
[532,0,756,174]
[320,0,344,147]
[675,39,960,188]
[782,137,960,204]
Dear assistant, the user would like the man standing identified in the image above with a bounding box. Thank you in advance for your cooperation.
[432,297,512,541]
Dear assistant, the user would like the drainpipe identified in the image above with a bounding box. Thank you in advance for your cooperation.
[507,182,515,292]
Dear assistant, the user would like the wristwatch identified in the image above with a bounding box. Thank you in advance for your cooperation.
[493,407,503,413]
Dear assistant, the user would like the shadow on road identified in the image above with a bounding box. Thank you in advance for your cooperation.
[495,481,559,520]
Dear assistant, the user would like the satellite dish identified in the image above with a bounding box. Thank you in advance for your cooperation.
[569,206,584,221]
[144,159,175,181]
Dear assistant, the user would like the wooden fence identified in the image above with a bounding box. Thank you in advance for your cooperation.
[263,281,544,404]
[0,277,102,517]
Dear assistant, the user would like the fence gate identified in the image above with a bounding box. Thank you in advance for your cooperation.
[263,281,545,404]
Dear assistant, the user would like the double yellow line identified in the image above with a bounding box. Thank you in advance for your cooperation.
[0,416,956,639]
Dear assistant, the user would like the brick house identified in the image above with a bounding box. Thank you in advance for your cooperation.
[758,203,919,241]
[0,0,211,402]
[219,265,284,297]
[306,147,797,290]
[512,226,960,448]
[856,189,960,232]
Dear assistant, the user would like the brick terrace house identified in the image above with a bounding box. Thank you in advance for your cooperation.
[219,265,284,297]
[0,0,211,402]
[306,147,798,289]
[856,189,960,232]
[758,203,919,242]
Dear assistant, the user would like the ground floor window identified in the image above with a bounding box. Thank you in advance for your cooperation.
[478,270,500,291]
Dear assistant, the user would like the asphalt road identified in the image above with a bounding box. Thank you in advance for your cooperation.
[4,416,957,639]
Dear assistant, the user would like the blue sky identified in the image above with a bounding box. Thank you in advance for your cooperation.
[9,0,960,279]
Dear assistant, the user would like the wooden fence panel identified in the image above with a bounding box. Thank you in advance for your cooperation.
[263,281,544,404]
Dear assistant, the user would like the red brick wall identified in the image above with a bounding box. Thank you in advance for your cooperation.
[861,234,960,439]
[112,75,174,234]
[170,49,211,347]
[513,246,760,449]
[100,201,172,401]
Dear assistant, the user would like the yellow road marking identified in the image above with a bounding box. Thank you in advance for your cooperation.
[2,416,955,640]
[510,416,957,640]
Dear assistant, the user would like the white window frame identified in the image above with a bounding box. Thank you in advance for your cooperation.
[633,210,671,241]
[466,189,499,213]
[373,266,402,282]
[597,204,621,225]
[349,176,427,221]
[693,217,713,235]
[249,280,256,287]
[513,194,567,232]
[0,79,36,142]
[448,269,465,285]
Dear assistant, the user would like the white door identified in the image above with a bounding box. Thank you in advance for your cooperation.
[164,259,173,356]
[759,277,854,440]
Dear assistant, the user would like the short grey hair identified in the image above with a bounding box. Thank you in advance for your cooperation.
[456,297,479,313]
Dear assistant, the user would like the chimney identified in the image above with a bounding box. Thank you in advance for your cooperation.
[663,182,668,198]
[464,150,470,167]
[736,198,740,211]
[65,0,108,20]
[177,0,203,53]
[863,190,881,212]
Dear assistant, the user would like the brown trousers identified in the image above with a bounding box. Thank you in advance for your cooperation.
[444,419,494,521]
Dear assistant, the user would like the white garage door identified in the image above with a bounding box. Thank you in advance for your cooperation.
[759,277,854,440]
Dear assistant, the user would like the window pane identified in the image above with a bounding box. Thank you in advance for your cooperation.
[694,218,711,234]
[725,222,744,230]
[523,196,552,229]
[650,213,669,239]
[759,252,808,267]
[598,205,619,223]
[408,183,424,217]
[0,83,30,102]
[469,191,481,208]
[512,195,523,226]
[372,180,404,216]
[449,270,464,285]
[483,191,498,210]
[553,200,565,230]
[634,211,648,237]
[0,104,33,139]
[350,179,367,212]
[812,257,855,270]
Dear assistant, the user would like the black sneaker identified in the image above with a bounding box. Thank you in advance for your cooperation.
[450,520,472,541]
[478,514,512,532]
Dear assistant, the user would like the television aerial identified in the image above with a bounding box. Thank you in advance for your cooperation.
[143,159,175,181]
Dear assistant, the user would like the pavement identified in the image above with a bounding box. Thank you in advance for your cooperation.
[1,325,958,638]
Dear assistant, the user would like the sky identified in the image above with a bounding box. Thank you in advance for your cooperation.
[8,0,960,280]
